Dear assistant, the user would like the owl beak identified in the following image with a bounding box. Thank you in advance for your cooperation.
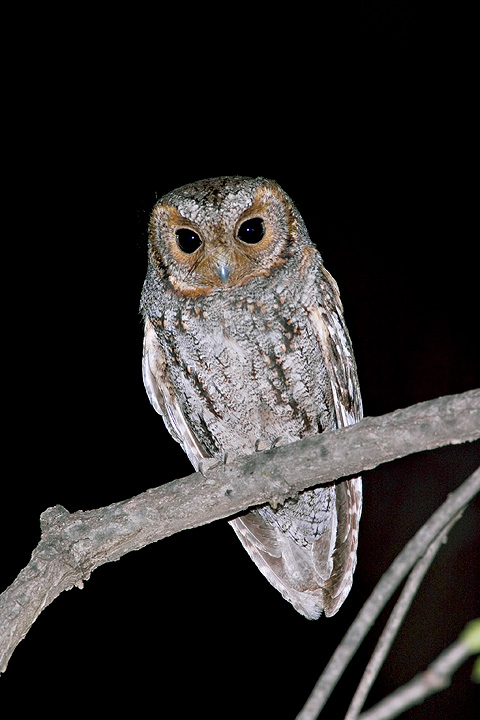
[215,260,231,284]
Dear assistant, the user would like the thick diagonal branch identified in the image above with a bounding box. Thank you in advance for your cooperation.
[1,389,479,673]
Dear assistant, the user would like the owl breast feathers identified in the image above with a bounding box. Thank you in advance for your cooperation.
[141,176,362,619]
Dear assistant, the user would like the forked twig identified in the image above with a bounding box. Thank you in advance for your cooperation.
[358,620,480,720]
[344,514,462,720]
[295,465,480,720]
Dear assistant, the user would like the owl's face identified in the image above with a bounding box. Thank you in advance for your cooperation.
[148,176,307,296]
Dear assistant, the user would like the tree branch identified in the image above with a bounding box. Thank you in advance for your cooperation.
[1,389,479,673]
[294,465,480,720]
[358,619,480,720]
[344,513,463,720]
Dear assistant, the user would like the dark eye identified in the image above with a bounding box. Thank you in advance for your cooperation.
[176,228,202,254]
[238,217,265,244]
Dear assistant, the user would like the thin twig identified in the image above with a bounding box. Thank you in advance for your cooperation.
[358,631,477,720]
[344,513,463,720]
[295,465,480,720]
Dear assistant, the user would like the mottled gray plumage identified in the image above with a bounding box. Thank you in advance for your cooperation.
[141,176,362,618]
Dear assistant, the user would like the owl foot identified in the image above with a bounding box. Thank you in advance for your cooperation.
[254,438,271,452]
[198,453,229,477]
[255,437,288,454]
[267,436,287,452]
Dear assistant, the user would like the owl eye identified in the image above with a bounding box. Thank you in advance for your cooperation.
[176,228,202,254]
[238,217,265,244]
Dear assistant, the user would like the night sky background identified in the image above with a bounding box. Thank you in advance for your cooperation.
[3,4,478,718]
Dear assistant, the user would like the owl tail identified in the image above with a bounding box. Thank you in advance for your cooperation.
[229,514,325,619]
[229,477,361,619]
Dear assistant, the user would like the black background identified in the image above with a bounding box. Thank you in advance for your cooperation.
[2,4,479,718]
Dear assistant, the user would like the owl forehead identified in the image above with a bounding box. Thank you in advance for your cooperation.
[161,176,272,229]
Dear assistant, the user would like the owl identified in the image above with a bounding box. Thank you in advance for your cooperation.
[140,176,362,619]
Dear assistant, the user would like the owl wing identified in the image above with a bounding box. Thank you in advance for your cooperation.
[143,318,208,468]
[307,267,363,426]
[229,266,362,618]
[308,267,363,615]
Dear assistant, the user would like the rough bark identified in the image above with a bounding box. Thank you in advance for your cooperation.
[1,389,479,673]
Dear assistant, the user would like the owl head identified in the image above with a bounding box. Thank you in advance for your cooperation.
[146,176,312,296]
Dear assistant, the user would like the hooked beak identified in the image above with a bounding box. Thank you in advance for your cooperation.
[215,259,231,284]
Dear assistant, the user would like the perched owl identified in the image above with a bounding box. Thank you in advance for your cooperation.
[140,176,362,619]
